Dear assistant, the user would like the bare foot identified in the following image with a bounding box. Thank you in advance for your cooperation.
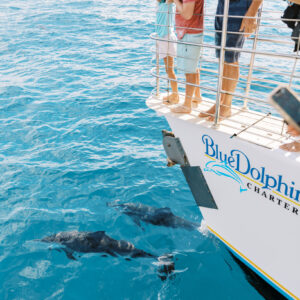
[163,93,179,105]
[207,106,231,122]
[280,140,300,152]
[198,105,215,118]
[171,105,191,114]
[199,104,231,121]
[192,95,202,108]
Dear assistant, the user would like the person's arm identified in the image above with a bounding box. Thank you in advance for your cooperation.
[172,0,196,20]
[240,0,263,37]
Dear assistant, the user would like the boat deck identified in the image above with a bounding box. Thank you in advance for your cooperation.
[147,93,300,160]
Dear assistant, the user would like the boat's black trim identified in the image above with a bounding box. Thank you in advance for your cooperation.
[229,251,288,300]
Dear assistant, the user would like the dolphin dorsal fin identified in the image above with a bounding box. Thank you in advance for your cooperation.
[161,207,171,212]
[157,207,172,215]
[87,231,106,241]
[89,231,105,238]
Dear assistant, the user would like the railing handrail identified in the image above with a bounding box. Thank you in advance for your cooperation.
[152,0,300,136]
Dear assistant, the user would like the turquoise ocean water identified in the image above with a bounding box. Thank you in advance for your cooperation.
[0,0,290,299]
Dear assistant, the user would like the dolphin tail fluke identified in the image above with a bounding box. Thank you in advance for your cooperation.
[157,254,175,281]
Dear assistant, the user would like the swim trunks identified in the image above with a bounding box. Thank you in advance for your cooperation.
[177,33,203,74]
[215,0,252,63]
[156,31,177,59]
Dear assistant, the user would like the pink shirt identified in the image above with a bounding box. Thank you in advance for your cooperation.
[175,0,204,40]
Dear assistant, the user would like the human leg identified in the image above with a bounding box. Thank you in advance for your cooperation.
[163,56,179,104]
[192,68,202,107]
[172,33,202,113]
[157,33,178,104]
[199,61,239,120]
[201,0,249,121]
[171,73,197,113]
[199,29,243,121]
[185,73,198,108]
[199,25,243,121]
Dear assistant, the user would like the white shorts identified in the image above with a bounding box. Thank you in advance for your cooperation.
[156,32,177,60]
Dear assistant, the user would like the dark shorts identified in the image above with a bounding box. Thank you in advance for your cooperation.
[215,0,252,63]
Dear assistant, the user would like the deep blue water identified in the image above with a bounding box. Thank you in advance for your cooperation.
[0,0,289,299]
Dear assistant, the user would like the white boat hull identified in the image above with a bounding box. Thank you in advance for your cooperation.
[147,95,300,299]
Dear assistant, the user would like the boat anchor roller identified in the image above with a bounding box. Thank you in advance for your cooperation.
[162,130,218,209]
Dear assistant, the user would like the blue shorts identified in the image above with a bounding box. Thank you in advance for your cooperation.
[215,0,252,63]
[177,33,203,74]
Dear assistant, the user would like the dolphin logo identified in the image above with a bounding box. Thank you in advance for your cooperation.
[204,161,247,193]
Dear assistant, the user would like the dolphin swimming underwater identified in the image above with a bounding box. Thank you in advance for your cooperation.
[40,230,174,279]
[41,230,155,260]
[107,202,199,231]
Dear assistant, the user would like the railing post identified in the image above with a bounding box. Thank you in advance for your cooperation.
[214,0,230,127]
[243,6,263,109]
[156,39,160,97]
[155,0,160,98]
[166,3,170,98]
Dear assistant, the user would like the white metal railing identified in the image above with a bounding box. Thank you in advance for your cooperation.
[150,0,300,142]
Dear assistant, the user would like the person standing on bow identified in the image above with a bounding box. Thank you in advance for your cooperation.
[156,0,179,104]
[199,0,263,121]
[169,0,204,113]
[282,0,300,52]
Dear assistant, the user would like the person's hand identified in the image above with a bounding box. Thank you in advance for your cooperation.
[240,16,257,38]
[280,125,300,152]
[167,0,174,3]
[280,140,300,152]
[287,124,300,136]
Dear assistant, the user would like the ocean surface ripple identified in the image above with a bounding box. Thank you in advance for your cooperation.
[0,0,286,299]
